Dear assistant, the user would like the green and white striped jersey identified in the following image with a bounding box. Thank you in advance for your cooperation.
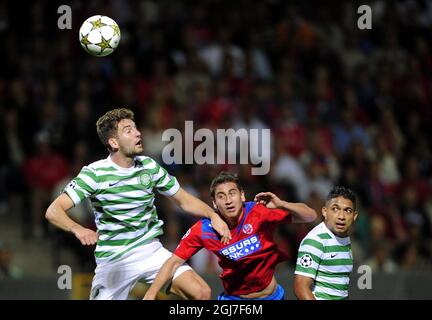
[64,155,180,264]
[295,222,353,300]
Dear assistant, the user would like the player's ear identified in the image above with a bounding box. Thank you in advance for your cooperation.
[353,210,358,222]
[108,137,119,151]
[240,190,246,202]
[212,200,218,211]
[321,206,327,220]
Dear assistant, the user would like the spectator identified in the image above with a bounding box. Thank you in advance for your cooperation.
[365,241,398,273]
[23,131,69,238]
[0,241,22,280]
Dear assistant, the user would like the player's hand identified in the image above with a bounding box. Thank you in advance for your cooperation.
[254,192,282,209]
[143,291,157,300]
[209,213,231,244]
[71,225,98,245]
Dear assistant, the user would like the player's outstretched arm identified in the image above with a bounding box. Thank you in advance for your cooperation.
[143,254,186,300]
[171,187,231,244]
[294,275,316,300]
[45,193,98,246]
[254,192,317,223]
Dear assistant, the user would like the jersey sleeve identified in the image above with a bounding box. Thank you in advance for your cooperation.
[64,166,99,206]
[174,222,204,261]
[150,158,180,196]
[294,236,324,279]
[259,204,292,224]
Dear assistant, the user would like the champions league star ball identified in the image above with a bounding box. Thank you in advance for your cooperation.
[79,15,121,57]
[299,254,313,268]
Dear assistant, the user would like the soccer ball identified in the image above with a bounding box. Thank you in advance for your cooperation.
[79,15,121,57]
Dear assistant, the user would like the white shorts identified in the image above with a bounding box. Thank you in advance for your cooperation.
[89,239,191,300]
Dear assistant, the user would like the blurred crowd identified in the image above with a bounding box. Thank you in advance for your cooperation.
[0,0,431,275]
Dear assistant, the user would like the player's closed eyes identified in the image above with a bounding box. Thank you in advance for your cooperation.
[123,125,137,134]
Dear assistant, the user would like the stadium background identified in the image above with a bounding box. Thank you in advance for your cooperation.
[0,0,431,299]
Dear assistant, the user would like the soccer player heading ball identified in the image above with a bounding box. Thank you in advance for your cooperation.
[45,108,231,299]
[144,171,317,300]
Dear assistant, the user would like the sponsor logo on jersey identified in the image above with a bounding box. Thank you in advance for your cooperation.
[219,234,261,261]
[242,223,253,234]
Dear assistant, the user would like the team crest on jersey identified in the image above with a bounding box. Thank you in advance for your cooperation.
[242,224,253,234]
[139,173,151,188]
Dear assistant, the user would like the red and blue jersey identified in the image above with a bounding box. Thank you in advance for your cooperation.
[174,202,292,296]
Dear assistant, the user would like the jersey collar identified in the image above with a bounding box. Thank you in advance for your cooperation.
[321,221,351,245]
[107,155,139,172]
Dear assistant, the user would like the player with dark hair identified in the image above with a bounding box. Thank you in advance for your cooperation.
[45,108,231,300]
[144,171,317,300]
[294,186,358,300]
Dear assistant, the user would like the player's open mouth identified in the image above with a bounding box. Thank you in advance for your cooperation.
[226,206,236,212]
[136,141,142,147]
[336,222,345,228]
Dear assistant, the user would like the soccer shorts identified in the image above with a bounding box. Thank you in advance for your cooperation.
[89,238,191,300]
[217,284,285,300]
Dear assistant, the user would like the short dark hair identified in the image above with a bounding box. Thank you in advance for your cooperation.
[210,171,243,199]
[96,108,134,151]
[326,186,357,210]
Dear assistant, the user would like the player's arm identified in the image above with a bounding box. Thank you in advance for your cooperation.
[294,236,323,300]
[45,193,98,245]
[294,275,316,300]
[143,254,186,300]
[152,159,231,244]
[254,192,317,223]
[171,187,231,244]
